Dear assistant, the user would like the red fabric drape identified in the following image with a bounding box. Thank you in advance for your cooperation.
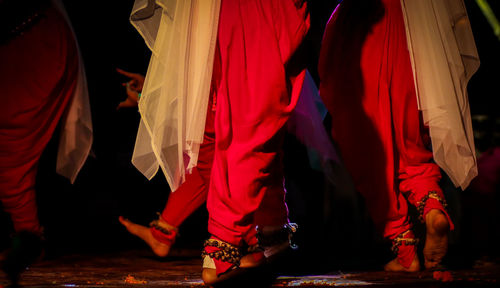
[206,0,310,265]
[0,6,78,234]
[318,0,452,268]
[154,91,216,232]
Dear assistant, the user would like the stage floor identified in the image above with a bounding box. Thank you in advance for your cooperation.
[1,249,499,288]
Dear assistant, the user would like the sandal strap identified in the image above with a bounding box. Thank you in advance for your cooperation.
[417,191,448,223]
[201,239,242,266]
[391,230,419,255]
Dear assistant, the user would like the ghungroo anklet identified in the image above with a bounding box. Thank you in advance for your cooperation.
[202,239,242,266]
[149,214,178,236]
[417,191,448,223]
[391,230,419,255]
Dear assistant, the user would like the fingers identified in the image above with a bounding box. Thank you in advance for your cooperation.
[122,81,140,94]
[128,80,140,91]
[117,68,143,109]
[116,68,145,81]
[117,68,145,94]
[116,98,139,110]
[126,89,140,102]
[116,68,139,78]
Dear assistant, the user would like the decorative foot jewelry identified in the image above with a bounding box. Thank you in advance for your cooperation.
[417,191,448,223]
[201,238,248,286]
[202,238,242,267]
[256,223,298,258]
[391,230,419,255]
[149,214,178,246]
[257,223,298,248]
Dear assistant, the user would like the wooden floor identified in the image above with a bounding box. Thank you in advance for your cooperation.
[1,249,499,288]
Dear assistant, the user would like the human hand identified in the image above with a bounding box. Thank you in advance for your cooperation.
[116,68,145,109]
[117,68,145,92]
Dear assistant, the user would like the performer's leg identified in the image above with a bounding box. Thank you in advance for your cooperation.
[388,0,453,270]
[0,161,42,235]
[162,105,215,228]
[0,5,77,237]
[319,0,419,271]
[206,122,289,272]
[0,6,78,284]
[204,0,309,282]
[118,165,209,257]
[120,99,216,257]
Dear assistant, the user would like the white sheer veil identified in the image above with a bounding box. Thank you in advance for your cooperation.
[129,0,221,191]
[53,0,93,184]
[400,0,480,190]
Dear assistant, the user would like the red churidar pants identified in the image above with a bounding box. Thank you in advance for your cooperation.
[151,90,216,244]
[0,7,78,235]
[319,0,452,268]
[207,0,310,254]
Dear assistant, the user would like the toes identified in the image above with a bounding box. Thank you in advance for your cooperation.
[118,216,131,227]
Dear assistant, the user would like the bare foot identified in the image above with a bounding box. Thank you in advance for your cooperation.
[240,252,266,268]
[202,252,265,286]
[118,216,171,257]
[423,209,449,269]
[384,255,420,272]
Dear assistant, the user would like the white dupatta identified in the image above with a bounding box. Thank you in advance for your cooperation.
[53,0,93,184]
[130,0,221,191]
[400,0,480,190]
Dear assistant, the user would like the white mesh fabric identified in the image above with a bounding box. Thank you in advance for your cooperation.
[53,0,93,184]
[400,0,480,189]
[130,0,220,191]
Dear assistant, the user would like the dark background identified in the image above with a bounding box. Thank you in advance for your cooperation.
[1,0,499,272]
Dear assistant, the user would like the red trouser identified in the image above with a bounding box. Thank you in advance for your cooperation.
[319,0,452,268]
[154,93,216,233]
[151,51,221,245]
[207,0,310,249]
[0,7,78,234]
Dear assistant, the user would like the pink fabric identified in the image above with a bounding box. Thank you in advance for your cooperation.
[206,1,310,275]
[319,0,452,268]
[0,6,78,235]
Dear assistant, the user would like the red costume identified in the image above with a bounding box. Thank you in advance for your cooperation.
[319,0,453,268]
[204,0,310,275]
[0,5,79,235]
[150,93,216,245]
